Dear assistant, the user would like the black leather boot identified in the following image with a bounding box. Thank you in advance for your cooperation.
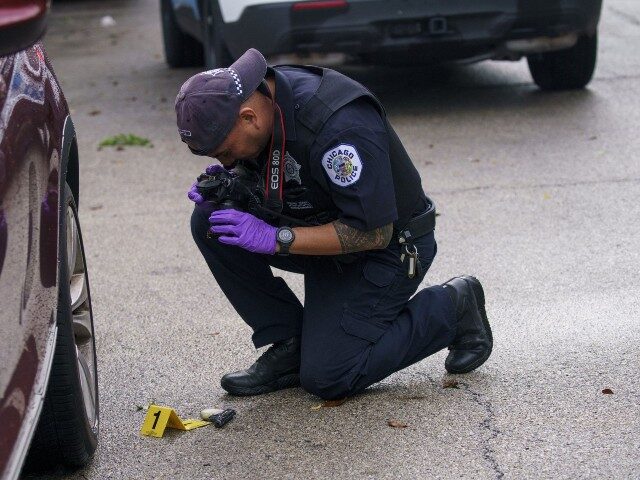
[220,336,301,396]
[442,276,493,374]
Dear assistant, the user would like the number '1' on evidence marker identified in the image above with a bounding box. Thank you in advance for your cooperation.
[140,404,210,437]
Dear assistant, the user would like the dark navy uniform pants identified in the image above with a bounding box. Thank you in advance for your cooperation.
[191,208,457,400]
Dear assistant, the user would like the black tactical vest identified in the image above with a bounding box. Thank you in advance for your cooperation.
[285,65,427,231]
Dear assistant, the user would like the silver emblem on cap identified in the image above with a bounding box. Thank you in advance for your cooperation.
[202,67,243,96]
[204,68,226,76]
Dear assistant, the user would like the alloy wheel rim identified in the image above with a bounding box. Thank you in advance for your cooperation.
[66,206,98,430]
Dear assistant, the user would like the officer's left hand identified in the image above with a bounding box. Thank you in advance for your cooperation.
[209,209,277,255]
[187,182,205,205]
[187,164,227,205]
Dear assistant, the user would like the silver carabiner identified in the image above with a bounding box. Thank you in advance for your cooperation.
[401,244,419,278]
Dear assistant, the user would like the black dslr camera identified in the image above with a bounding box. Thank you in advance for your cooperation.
[195,167,264,213]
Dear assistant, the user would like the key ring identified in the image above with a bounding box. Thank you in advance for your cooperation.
[403,243,417,256]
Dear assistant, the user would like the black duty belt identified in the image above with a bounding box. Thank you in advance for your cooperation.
[397,198,436,245]
[396,198,436,279]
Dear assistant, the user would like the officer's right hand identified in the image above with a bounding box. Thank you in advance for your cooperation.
[205,164,226,176]
[187,164,226,205]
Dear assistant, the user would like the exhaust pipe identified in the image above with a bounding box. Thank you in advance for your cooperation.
[505,32,578,54]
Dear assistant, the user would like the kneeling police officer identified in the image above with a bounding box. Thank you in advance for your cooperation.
[176,49,492,400]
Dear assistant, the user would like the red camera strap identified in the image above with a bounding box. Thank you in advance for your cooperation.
[264,103,286,213]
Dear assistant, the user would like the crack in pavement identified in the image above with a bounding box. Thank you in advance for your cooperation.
[458,381,505,479]
[397,369,440,390]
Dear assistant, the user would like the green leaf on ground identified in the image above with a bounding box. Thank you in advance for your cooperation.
[98,133,153,150]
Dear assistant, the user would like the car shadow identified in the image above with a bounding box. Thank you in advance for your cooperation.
[331,61,598,118]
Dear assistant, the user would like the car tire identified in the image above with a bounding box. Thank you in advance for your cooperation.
[160,0,203,67]
[24,182,98,471]
[202,0,233,69]
[527,33,598,91]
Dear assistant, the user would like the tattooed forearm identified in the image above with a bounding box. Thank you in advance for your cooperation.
[332,221,393,254]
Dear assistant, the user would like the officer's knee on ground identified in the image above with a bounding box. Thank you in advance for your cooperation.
[300,364,355,400]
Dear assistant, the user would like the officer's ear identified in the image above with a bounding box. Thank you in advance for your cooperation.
[238,107,259,129]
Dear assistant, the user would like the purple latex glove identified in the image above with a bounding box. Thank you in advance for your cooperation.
[209,209,277,255]
[204,164,226,175]
[187,164,226,205]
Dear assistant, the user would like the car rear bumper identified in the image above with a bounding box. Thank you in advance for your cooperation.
[221,0,603,61]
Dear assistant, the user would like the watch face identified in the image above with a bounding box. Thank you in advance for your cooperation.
[278,228,294,243]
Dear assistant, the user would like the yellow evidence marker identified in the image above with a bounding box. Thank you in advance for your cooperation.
[140,404,211,438]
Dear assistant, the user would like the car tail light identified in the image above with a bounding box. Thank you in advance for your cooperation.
[292,0,348,12]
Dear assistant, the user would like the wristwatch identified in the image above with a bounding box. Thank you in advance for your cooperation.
[276,227,295,255]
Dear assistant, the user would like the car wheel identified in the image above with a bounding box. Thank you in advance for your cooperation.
[202,0,233,69]
[160,0,203,67]
[25,182,98,470]
[527,33,598,91]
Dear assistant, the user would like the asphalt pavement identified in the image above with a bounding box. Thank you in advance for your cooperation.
[25,0,640,478]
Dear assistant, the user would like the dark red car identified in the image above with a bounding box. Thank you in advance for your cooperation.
[0,2,99,478]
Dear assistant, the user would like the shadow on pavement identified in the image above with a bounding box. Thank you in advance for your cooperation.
[334,62,598,117]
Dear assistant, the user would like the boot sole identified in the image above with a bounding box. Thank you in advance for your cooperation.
[445,276,493,374]
[221,373,300,397]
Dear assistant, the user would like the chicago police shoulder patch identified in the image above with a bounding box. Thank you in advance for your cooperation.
[322,143,362,187]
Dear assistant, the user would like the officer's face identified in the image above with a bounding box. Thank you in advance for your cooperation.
[209,107,271,167]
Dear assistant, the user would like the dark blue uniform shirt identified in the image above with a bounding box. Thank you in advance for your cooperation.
[258,66,399,231]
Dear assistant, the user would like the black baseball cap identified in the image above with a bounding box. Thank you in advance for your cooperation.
[175,48,268,155]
